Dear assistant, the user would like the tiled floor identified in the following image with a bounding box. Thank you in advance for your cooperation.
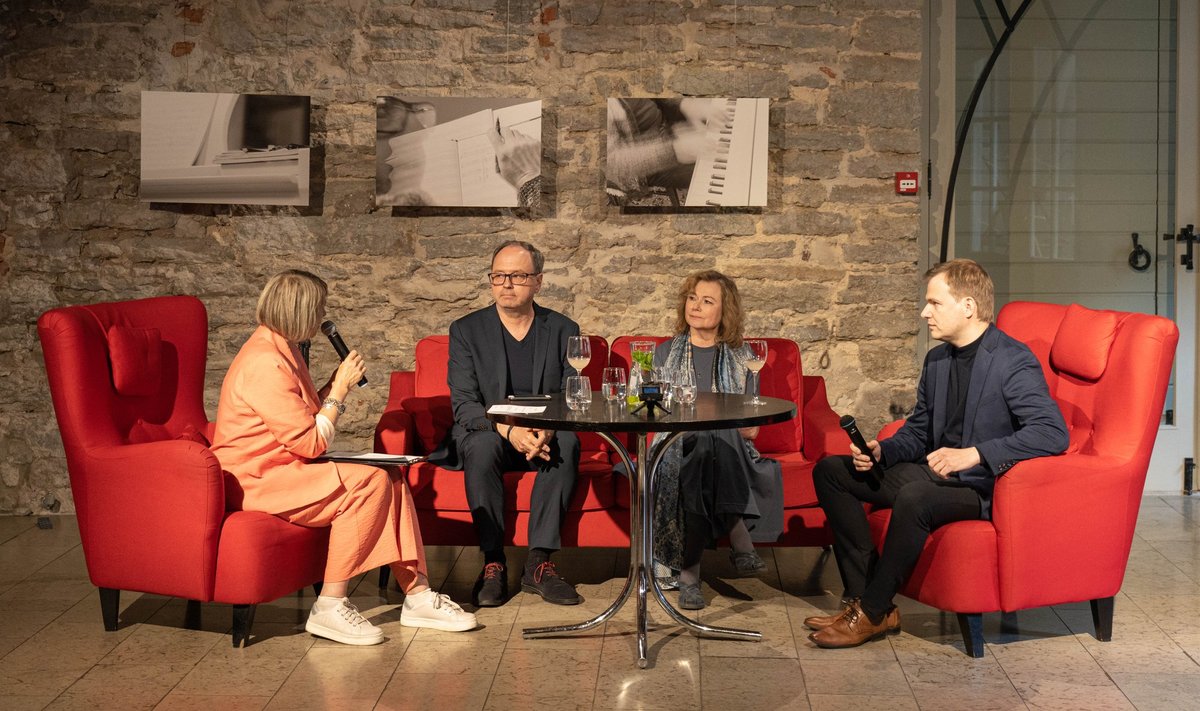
[1,497,1198,710]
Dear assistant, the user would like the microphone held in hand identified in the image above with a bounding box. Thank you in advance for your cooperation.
[839,414,882,476]
[320,320,368,388]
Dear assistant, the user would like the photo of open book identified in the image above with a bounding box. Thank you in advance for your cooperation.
[140,91,311,206]
[375,97,542,208]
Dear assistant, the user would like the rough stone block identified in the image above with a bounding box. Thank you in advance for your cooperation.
[827,85,919,129]
[669,67,792,98]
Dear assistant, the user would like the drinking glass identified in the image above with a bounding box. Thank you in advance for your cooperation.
[601,367,627,402]
[630,341,655,376]
[674,364,697,405]
[567,336,591,374]
[654,366,675,407]
[565,375,592,412]
[745,339,768,405]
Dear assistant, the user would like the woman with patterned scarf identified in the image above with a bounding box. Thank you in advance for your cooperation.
[649,270,784,611]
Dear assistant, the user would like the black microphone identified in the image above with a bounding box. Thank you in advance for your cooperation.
[839,415,882,476]
[320,320,368,388]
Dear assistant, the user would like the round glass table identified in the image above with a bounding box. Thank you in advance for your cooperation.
[488,391,795,668]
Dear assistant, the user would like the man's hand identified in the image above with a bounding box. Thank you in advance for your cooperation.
[508,425,553,461]
[850,439,882,473]
[488,127,540,189]
[925,447,981,478]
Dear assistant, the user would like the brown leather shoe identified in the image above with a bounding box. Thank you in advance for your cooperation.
[803,598,859,631]
[808,602,901,648]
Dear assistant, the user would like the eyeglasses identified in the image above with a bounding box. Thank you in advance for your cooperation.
[487,272,539,286]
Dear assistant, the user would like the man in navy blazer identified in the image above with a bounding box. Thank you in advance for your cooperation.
[807,259,1068,648]
[440,240,582,608]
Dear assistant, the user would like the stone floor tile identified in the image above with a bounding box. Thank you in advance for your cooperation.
[700,656,808,710]
[152,693,272,710]
[799,658,910,696]
[375,673,494,711]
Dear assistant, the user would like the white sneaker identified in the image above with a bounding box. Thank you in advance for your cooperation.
[305,598,385,646]
[401,589,478,632]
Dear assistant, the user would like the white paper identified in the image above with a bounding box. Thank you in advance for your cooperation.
[319,451,424,464]
[487,404,547,415]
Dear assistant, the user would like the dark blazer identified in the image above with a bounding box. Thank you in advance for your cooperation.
[433,301,580,470]
[880,323,1068,517]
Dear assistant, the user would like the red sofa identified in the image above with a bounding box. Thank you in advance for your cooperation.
[374,334,846,548]
[39,296,328,646]
[374,335,628,547]
[868,302,1179,656]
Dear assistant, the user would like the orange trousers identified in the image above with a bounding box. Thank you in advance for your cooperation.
[280,463,427,591]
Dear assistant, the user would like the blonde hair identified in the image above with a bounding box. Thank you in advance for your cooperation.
[925,258,994,323]
[256,270,328,342]
[674,270,745,348]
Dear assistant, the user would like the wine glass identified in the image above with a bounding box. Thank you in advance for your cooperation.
[567,336,591,374]
[565,375,592,412]
[602,367,627,402]
[745,339,768,405]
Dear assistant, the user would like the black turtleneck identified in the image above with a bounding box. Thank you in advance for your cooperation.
[941,328,986,448]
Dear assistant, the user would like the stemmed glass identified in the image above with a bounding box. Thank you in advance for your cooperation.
[745,339,768,405]
[567,336,591,375]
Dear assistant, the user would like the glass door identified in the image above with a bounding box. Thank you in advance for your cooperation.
[925,0,1196,493]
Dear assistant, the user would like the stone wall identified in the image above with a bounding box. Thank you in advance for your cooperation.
[0,0,924,514]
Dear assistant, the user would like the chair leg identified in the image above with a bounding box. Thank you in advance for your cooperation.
[184,600,202,630]
[231,604,257,648]
[1000,611,1019,635]
[956,612,985,658]
[1090,597,1114,641]
[379,566,391,590]
[99,588,119,631]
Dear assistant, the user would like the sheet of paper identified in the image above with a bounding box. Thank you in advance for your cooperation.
[487,404,548,415]
[318,451,424,464]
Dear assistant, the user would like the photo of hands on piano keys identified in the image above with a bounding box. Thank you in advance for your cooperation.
[605,97,768,208]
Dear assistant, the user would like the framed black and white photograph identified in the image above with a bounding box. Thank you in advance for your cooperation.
[375,96,542,209]
[139,91,311,206]
[606,97,769,208]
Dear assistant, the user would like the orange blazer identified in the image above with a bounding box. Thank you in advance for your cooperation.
[211,325,342,514]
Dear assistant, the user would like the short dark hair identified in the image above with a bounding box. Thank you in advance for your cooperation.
[925,258,994,322]
[491,240,545,273]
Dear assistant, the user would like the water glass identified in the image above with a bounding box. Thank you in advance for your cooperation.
[565,375,592,412]
[654,366,674,406]
[601,367,627,402]
[674,366,697,405]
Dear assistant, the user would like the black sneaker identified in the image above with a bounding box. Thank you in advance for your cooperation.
[473,562,508,607]
[521,561,582,605]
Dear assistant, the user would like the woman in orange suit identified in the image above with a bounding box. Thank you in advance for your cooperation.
[211,270,476,645]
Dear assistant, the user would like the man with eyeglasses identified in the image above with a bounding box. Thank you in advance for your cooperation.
[435,240,582,607]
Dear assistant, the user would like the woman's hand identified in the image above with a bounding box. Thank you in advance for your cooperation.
[329,351,366,402]
[738,426,759,440]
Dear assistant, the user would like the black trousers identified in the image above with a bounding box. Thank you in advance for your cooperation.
[813,455,983,619]
[460,429,579,554]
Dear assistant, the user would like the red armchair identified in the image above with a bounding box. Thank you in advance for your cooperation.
[608,335,846,546]
[38,296,329,646]
[868,302,1179,656]
[373,335,628,546]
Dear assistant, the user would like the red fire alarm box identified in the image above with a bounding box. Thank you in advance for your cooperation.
[895,171,919,195]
